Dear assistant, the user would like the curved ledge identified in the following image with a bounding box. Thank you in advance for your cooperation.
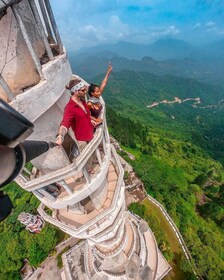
[16,114,107,191]
[40,142,111,208]
[37,147,125,238]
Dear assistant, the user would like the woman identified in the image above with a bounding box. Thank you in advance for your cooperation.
[87,62,113,126]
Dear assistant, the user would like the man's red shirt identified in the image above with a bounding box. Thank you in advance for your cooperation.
[61,98,94,141]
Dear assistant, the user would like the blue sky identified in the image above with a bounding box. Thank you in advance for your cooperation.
[50,0,224,51]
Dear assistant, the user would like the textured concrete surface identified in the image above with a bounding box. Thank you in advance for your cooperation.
[0,1,45,100]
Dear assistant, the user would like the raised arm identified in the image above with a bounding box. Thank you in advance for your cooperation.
[99,62,113,93]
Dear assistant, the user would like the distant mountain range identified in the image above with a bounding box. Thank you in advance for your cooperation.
[71,38,224,61]
[73,38,195,60]
[68,38,224,86]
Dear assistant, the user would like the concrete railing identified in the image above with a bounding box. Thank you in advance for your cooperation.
[84,242,92,279]
[102,270,126,278]
[16,114,108,191]
[90,201,126,242]
[38,189,124,239]
[146,226,159,279]
[129,212,158,275]
[38,204,77,236]
[94,224,128,258]
[37,147,126,238]
[16,103,113,211]
[126,217,136,259]
[36,139,111,209]
[86,189,125,238]
[97,218,125,248]
[138,225,147,265]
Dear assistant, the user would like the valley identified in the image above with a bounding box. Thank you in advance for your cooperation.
[102,69,224,279]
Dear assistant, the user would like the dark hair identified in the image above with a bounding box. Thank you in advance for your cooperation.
[65,79,81,95]
[88,83,99,97]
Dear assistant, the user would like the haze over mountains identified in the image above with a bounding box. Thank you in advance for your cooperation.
[73,38,224,60]
[69,38,224,86]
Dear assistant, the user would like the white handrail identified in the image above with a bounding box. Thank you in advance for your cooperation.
[94,223,128,258]
[40,145,111,208]
[16,122,106,190]
[16,106,108,191]
[37,148,125,237]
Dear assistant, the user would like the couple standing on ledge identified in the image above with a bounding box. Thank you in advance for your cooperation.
[55,62,112,172]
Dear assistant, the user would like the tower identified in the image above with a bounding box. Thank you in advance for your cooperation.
[0,1,171,279]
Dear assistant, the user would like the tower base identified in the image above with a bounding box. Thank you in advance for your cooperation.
[62,213,171,280]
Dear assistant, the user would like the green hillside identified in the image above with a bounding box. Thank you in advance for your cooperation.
[101,70,224,163]
[101,71,224,279]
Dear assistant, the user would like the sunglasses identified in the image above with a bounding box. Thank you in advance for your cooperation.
[79,88,87,93]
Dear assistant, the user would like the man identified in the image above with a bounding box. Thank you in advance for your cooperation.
[55,79,95,171]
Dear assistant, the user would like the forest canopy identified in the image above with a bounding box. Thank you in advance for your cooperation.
[103,71,224,279]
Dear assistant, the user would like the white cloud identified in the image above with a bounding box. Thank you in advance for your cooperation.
[79,25,106,41]
[108,15,130,39]
[109,15,123,25]
[218,29,224,36]
[205,21,215,27]
[205,21,217,33]
[76,26,103,45]
[165,25,180,35]
[151,25,180,38]
[192,23,201,31]
[82,25,97,33]
[120,25,181,45]
[62,15,131,50]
